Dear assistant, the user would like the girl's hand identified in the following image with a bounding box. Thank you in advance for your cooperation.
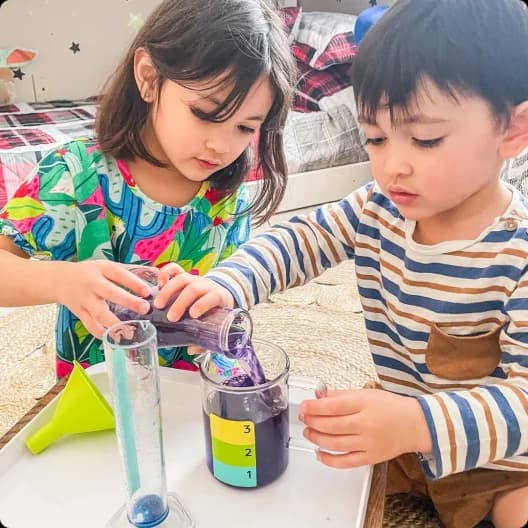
[299,389,433,468]
[55,260,152,339]
[154,263,235,321]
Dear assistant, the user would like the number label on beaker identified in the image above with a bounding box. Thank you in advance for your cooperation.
[210,414,257,487]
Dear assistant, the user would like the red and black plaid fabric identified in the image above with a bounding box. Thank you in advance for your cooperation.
[0,108,94,128]
[278,7,357,113]
[294,60,354,113]
[292,36,357,72]
[0,128,57,150]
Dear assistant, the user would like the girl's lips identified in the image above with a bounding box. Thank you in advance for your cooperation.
[196,158,220,170]
[389,190,418,206]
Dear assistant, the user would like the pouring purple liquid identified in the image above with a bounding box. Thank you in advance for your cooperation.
[109,267,266,386]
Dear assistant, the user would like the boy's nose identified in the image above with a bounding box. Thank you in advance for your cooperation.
[382,149,412,177]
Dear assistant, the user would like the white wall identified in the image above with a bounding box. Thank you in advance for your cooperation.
[0,0,391,102]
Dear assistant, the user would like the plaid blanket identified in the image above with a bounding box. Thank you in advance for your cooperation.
[0,101,96,206]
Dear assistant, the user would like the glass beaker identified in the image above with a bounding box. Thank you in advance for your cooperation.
[199,340,327,489]
[109,266,253,353]
[103,320,194,528]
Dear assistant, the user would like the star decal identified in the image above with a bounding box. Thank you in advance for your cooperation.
[128,13,145,31]
[69,42,80,54]
[12,68,25,80]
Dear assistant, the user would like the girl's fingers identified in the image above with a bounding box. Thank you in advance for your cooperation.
[78,309,107,340]
[303,428,363,453]
[104,265,152,298]
[102,283,152,314]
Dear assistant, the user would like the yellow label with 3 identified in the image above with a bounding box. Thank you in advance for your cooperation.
[210,414,255,445]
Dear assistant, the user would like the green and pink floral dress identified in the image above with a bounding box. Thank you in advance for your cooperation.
[0,139,251,378]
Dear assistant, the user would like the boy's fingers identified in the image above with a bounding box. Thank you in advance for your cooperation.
[154,274,190,308]
[166,282,210,322]
[300,413,361,435]
[158,263,185,288]
[303,428,362,453]
[188,290,227,318]
[188,345,206,355]
[300,391,362,417]
[316,450,369,469]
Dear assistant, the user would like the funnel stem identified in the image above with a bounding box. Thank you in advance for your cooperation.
[26,420,62,454]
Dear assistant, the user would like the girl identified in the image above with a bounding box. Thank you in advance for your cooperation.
[0,0,296,378]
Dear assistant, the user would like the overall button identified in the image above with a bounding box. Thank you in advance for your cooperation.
[505,219,518,231]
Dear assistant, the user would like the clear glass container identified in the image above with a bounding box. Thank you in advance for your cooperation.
[104,320,194,528]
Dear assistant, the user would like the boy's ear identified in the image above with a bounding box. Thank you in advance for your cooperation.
[133,47,158,102]
[499,101,528,159]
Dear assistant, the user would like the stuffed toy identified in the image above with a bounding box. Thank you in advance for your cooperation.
[0,48,37,105]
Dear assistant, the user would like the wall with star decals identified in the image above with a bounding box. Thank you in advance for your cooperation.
[0,0,383,102]
[0,0,163,101]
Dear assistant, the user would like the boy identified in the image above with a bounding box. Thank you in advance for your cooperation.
[154,1,528,526]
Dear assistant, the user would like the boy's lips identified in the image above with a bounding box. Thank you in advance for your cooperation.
[388,187,418,206]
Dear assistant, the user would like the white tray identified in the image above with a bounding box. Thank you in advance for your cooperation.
[0,365,372,527]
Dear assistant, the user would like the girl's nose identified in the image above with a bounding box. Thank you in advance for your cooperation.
[205,135,230,155]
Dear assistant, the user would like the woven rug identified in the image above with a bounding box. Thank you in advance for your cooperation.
[0,260,447,527]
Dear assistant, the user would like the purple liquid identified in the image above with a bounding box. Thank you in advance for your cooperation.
[202,391,289,488]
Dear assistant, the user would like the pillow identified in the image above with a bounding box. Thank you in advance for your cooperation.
[279,7,302,41]
[291,11,357,71]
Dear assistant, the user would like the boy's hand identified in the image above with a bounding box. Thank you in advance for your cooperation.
[299,389,432,468]
[154,263,235,321]
[55,260,152,339]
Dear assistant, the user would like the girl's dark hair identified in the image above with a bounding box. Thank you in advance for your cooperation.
[96,0,296,224]
[351,0,528,126]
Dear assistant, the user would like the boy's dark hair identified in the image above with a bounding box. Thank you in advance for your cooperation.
[96,0,296,224]
[352,0,528,126]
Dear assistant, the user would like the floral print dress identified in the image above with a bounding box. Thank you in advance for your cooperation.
[0,139,251,378]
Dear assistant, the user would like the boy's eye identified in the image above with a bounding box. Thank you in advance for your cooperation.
[364,137,386,147]
[413,137,445,149]
[238,125,255,134]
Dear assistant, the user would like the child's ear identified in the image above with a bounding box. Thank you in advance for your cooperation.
[133,47,158,102]
[499,101,528,159]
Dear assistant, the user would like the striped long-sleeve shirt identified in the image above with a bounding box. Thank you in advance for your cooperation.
[206,183,528,479]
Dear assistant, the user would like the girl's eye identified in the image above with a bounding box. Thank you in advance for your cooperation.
[190,107,211,121]
[364,137,386,147]
[413,137,445,149]
[238,125,255,134]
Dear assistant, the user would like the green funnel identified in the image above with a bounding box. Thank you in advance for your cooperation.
[26,361,115,454]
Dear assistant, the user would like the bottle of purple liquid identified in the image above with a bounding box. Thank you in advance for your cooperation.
[109,267,265,385]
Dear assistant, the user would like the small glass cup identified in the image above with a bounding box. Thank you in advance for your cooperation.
[109,266,253,353]
[103,320,194,528]
[199,340,327,489]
